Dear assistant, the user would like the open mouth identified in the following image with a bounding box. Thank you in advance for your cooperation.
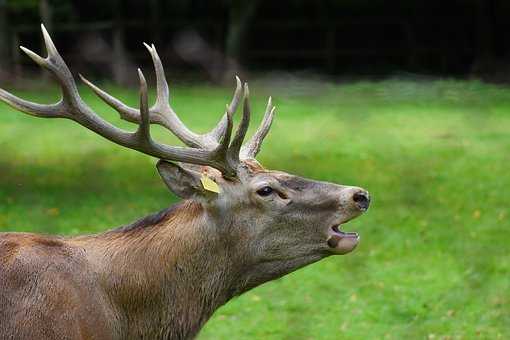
[330,225,359,241]
[326,224,360,254]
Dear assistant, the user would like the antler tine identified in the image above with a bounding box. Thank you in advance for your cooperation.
[211,104,236,178]
[134,68,237,174]
[80,43,204,149]
[143,43,210,148]
[0,87,64,118]
[1,26,71,119]
[240,97,276,159]
[79,74,140,123]
[40,24,82,107]
[0,25,240,176]
[146,43,169,110]
[19,46,47,67]
[136,69,151,141]
[41,24,59,58]
[226,83,251,167]
[209,76,243,141]
[79,44,167,130]
[0,26,66,118]
[81,42,242,151]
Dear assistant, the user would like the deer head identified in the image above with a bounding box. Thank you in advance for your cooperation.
[0,25,370,295]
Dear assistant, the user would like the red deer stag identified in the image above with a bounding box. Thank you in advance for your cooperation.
[0,25,370,340]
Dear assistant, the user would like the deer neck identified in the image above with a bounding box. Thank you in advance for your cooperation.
[79,200,246,339]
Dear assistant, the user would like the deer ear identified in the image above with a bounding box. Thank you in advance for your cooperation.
[156,160,208,199]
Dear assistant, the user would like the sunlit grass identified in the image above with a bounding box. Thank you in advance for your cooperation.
[1,79,509,339]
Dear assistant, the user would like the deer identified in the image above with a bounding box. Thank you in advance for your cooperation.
[0,25,370,340]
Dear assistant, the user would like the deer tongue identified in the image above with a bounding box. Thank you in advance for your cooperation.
[327,226,359,254]
[327,233,358,248]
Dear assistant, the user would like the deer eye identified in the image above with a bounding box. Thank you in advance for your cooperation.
[256,186,274,196]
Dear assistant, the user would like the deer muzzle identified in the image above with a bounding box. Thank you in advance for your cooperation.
[326,187,370,254]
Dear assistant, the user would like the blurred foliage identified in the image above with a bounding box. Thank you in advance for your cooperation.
[2,0,506,78]
[7,0,37,10]
[6,0,74,24]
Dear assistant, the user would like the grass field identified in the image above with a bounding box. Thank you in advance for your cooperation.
[0,78,509,339]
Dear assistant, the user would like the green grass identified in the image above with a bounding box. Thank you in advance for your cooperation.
[1,79,509,339]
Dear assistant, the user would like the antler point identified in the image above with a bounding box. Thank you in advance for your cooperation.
[137,68,146,81]
[20,46,46,66]
[243,83,250,97]
[78,73,91,85]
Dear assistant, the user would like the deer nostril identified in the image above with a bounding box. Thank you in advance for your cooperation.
[352,191,370,211]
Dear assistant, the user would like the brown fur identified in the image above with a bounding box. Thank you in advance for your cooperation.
[0,239,20,264]
[1,201,228,339]
[0,171,368,340]
[0,233,115,340]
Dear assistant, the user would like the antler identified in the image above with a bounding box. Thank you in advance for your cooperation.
[79,42,242,150]
[0,24,275,177]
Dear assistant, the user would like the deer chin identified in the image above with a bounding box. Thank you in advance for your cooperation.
[326,225,359,255]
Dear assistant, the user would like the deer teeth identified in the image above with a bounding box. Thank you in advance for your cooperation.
[331,225,358,238]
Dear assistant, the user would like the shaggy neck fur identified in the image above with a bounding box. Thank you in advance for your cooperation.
[76,201,247,340]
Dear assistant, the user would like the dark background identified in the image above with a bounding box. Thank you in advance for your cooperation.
[0,0,507,84]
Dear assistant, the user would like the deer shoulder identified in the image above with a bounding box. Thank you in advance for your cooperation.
[0,233,115,340]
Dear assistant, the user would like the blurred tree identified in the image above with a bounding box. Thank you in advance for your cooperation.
[1,0,508,80]
[225,0,259,65]
[149,0,161,47]
[39,0,52,82]
[112,0,131,86]
[7,0,37,10]
[39,0,52,31]
[472,0,496,75]
[0,0,9,80]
